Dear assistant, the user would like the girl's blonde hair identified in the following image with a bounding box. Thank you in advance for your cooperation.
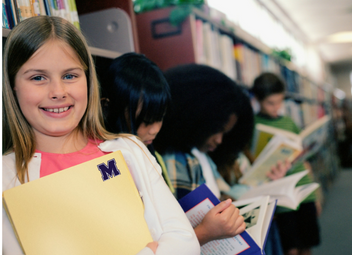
[3,16,122,183]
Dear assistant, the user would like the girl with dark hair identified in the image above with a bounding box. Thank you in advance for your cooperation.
[102,52,174,191]
[154,64,248,245]
[102,52,170,142]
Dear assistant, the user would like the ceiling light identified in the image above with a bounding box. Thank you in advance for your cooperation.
[327,31,352,43]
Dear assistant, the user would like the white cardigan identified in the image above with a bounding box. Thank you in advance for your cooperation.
[2,137,200,255]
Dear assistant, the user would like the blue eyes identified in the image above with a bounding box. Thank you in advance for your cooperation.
[31,74,76,81]
[63,74,75,80]
[32,76,45,81]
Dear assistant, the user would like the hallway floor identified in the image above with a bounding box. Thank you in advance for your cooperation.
[312,169,352,255]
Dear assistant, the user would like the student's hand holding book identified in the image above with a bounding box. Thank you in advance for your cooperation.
[194,199,246,245]
[266,159,291,180]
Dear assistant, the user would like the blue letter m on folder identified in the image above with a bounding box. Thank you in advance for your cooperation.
[97,159,121,181]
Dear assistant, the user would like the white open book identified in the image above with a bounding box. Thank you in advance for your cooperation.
[239,170,319,210]
[233,196,277,253]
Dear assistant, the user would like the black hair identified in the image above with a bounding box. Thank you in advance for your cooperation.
[208,88,254,170]
[101,52,171,135]
[154,64,253,155]
[251,72,286,101]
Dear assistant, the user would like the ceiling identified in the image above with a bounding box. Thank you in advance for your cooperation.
[260,0,352,65]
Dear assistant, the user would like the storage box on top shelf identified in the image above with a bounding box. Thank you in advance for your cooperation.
[74,0,140,52]
[136,6,196,71]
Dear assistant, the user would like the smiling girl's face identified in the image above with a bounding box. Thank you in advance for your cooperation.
[14,39,88,141]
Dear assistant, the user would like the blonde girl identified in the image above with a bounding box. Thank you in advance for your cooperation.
[2,16,199,255]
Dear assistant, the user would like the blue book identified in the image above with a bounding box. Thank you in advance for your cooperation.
[178,184,277,255]
[4,0,14,28]
[2,0,9,28]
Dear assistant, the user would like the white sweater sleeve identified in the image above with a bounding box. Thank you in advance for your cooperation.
[114,137,200,255]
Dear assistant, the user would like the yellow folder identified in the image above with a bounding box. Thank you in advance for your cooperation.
[3,150,153,255]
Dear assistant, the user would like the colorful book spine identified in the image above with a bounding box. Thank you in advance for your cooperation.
[62,0,71,22]
[67,0,79,29]
[38,0,46,15]
[15,0,32,21]
[30,0,40,16]
[56,0,66,19]
[48,0,57,16]
[5,0,16,28]
[2,0,9,28]
[43,0,51,15]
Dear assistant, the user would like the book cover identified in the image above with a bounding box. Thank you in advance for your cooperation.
[3,150,153,255]
[251,115,330,159]
[178,184,264,255]
[243,136,302,187]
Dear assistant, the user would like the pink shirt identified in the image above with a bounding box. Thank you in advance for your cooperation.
[38,140,109,178]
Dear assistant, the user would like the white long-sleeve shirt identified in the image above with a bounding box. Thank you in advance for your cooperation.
[2,136,200,255]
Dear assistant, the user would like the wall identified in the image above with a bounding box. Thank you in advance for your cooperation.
[331,61,352,99]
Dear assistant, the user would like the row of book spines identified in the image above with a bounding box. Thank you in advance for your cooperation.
[2,0,79,30]
[193,18,328,101]
[195,18,295,90]
[283,99,326,129]
[194,18,276,89]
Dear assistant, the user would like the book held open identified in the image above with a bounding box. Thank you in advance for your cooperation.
[241,115,330,187]
[239,170,319,210]
[2,150,153,255]
[178,184,277,255]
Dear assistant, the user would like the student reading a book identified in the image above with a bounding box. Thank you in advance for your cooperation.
[251,72,321,255]
[101,52,174,193]
[209,108,290,255]
[2,16,200,255]
[153,64,249,245]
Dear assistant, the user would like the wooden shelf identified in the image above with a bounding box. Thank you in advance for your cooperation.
[2,28,121,59]
[89,47,122,59]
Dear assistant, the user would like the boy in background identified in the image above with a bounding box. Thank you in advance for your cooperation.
[251,72,321,255]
